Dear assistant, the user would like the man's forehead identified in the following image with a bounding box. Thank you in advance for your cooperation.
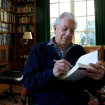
[61,25,75,30]
[61,19,75,27]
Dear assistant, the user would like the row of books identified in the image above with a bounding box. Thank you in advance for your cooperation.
[0,33,12,45]
[17,15,34,23]
[18,25,34,33]
[0,22,14,33]
[0,10,15,23]
[17,0,34,2]
[0,0,14,12]
[0,10,7,22]
[17,4,34,13]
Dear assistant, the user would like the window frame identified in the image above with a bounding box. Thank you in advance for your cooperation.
[50,0,95,46]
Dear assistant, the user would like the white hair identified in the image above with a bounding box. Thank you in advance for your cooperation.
[54,12,77,29]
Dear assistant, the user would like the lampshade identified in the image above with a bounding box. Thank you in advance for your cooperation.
[23,32,33,39]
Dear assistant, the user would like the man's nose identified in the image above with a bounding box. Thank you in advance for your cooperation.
[65,29,71,36]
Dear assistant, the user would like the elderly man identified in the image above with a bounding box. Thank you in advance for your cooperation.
[23,12,105,105]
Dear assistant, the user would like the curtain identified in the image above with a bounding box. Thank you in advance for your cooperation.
[94,0,105,45]
[36,0,50,43]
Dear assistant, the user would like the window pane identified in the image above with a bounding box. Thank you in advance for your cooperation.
[50,0,58,3]
[75,32,87,45]
[74,0,86,1]
[87,1,95,15]
[50,4,59,17]
[88,16,95,31]
[74,1,86,16]
[60,3,71,14]
[50,18,55,32]
[50,0,95,46]
[59,0,70,2]
[50,33,55,39]
[75,17,86,31]
[88,32,95,45]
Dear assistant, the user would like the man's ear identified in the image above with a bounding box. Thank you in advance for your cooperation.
[54,25,56,34]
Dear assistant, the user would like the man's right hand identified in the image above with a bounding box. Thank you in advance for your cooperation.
[53,59,71,77]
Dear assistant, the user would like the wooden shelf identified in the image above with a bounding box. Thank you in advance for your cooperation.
[17,12,34,16]
[17,1,34,5]
[0,7,14,13]
[17,23,34,25]
[0,0,36,70]
[0,63,7,69]
[0,32,9,34]
[13,0,36,69]
[0,20,9,24]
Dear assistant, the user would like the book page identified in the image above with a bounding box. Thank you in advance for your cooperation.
[76,50,98,67]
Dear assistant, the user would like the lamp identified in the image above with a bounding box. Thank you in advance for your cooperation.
[22,32,33,58]
[23,32,33,44]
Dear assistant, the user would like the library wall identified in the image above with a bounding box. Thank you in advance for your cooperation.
[0,0,36,70]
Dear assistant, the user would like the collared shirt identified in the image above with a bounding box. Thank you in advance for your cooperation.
[48,37,75,59]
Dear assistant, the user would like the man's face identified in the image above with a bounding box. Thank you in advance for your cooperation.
[54,17,75,48]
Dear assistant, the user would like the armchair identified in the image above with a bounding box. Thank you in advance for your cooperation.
[21,87,32,105]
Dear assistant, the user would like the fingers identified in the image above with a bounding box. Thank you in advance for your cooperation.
[55,59,70,70]
[95,61,102,65]
[53,59,71,77]
[84,71,101,80]
[89,62,104,72]
[84,62,105,80]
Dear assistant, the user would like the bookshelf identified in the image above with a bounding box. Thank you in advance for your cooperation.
[0,0,14,45]
[14,0,36,69]
[0,0,36,70]
[0,0,14,71]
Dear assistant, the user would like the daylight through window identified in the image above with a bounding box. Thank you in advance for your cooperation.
[50,0,95,46]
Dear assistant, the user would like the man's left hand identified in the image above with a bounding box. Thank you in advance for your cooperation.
[84,61,105,80]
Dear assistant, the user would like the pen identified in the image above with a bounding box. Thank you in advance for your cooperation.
[53,59,57,63]
[70,65,73,68]
[53,59,73,68]
[70,65,73,69]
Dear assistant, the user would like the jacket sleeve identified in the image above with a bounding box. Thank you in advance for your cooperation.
[23,45,57,91]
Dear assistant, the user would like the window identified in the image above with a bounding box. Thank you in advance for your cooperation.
[50,0,95,46]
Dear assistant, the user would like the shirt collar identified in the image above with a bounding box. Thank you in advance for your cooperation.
[47,37,55,46]
[47,37,75,48]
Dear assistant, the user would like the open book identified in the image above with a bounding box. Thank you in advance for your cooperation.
[60,50,99,81]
